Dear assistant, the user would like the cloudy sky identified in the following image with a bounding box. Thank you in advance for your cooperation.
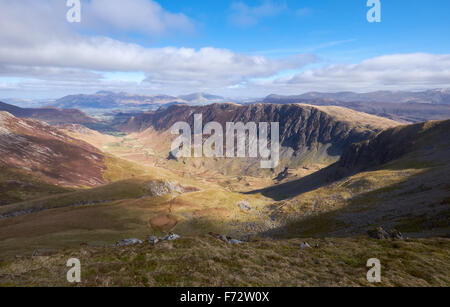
[0,0,449,99]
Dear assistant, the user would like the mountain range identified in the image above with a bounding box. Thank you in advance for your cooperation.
[120,103,399,176]
[0,95,448,286]
[49,91,229,110]
[264,88,450,105]
[263,90,450,123]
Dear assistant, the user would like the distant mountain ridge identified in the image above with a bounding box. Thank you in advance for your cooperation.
[264,88,450,105]
[263,89,450,123]
[50,91,229,110]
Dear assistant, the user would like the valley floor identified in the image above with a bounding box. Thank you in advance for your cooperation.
[0,235,448,287]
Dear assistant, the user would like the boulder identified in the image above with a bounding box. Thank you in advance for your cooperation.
[388,229,407,240]
[367,227,391,240]
[148,236,159,245]
[117,238,143,247]
[368,227,407,240]
[229,239,244,245]
[162,233,180,241]
[219,235,230,243]
[237,200,252,212]
[216,234,244,245]
[300,242,312,249]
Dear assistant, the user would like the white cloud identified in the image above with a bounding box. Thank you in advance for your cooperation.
[0,0,193,45]
[0,1,448,98]
[0,0,315,95]
[284,53,450,90]
[228,0,286,27]
[83,0,194,35]
[240,53,450,96]
[0,36,316,85]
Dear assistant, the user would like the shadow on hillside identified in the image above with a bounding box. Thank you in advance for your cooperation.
[244,163,351,201]
[256,167,450,239]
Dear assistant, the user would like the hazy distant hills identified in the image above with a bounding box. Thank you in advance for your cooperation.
[263,89,450,123]
[50,91,229,110]
[6,88,450,123]
[265,88,450,105]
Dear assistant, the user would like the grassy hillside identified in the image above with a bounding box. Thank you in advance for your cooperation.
[0,167,72,206]
[255,120,450,238]
[0,236,448,287]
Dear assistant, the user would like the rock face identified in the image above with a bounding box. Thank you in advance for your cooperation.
[339,120,450,171]
[0,111,106,187]
[121,103,397,174]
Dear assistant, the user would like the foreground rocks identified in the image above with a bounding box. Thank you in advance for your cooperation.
[117,239,143,246]
[236,200,252,212]
[209,232,244,245]
[367,227,407,240]
[162,233,181,241]
[117,233,181,247]
[145,180,197,197]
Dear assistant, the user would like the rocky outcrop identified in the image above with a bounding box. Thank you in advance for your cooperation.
[367,227,407,240]
[120,103,395,174]
[122,104,379,149]
[117,238,143,246]
[145,180,197,196]
[339,120,450,171]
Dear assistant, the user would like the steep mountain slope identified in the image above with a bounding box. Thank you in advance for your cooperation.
[0,111,107,189]
[255,120,450,237]
[0,101,97,125]
[263,96,450,123]
[121,103,400,176]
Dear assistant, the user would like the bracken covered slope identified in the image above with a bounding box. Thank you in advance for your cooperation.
[0,111,106,188]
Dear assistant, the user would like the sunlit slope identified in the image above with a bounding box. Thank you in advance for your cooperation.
[0,177,271,258]
[119,103,400,177]
[0,112,150,206]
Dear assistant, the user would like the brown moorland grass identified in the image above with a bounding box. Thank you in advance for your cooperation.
[0,236,448,287]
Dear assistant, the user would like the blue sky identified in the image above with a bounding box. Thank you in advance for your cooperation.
[160,0,450,58]
[0,0,449,99]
